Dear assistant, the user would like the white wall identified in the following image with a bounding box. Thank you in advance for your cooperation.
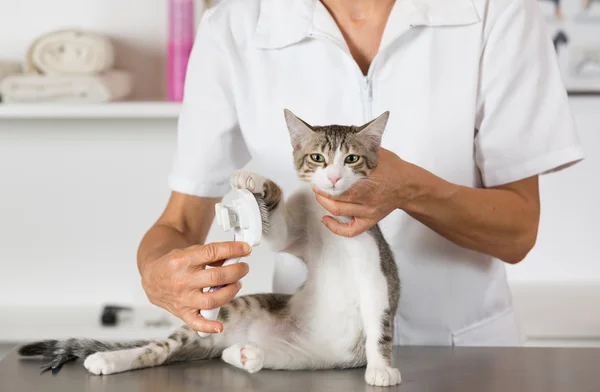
[0,118,275,307]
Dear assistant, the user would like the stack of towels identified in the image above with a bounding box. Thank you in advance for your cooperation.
[0,62,22,101]
[0,30,133,103]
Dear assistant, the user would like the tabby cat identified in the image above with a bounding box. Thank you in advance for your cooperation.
[18,109,401,387]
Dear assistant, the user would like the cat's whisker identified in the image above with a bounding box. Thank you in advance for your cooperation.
[361,176,399,189]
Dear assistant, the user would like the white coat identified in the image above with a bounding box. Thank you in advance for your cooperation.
[168,0,584,346]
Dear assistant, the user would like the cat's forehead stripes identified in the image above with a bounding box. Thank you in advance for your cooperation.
[313,125,360,152]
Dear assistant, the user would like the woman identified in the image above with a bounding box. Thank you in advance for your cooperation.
[137,0,583,346]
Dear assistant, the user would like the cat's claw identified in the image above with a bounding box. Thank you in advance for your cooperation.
[230,170,266,195]
[365,366,402,387]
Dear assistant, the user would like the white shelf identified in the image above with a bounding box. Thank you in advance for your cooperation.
[0,102,181,120]
[0,306,182,343]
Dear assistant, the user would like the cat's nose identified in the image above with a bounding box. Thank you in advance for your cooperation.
[328,175,341,186]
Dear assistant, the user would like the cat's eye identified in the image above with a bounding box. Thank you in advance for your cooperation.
[345,155,360,164]
[310,154,325,163]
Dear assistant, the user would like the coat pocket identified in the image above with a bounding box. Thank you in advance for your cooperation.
[452,308,524,347]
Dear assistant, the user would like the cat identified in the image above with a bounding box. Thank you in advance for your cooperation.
[18,109,401,387]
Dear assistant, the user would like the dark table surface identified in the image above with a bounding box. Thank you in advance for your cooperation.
[2,346,600,392]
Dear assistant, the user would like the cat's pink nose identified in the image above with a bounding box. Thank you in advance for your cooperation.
[328,175,341,186]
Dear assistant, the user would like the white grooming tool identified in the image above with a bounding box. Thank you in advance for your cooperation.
[197,188,262,337]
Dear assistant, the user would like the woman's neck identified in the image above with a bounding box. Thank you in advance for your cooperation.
[319,0,395,74]
[320,0,395,25]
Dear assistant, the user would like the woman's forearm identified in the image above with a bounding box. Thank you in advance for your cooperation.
[137,193,219,273]
[402,166,540,264]
[137,223,195,273]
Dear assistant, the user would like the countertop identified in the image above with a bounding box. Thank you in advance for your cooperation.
[2,346,600,392]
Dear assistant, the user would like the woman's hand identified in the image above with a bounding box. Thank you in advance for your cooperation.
[314,148,429,237]
[315,147,540,263]
[140,241,251,334]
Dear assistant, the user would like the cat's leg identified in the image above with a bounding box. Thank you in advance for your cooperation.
[230,170,305,252]
[84,326,222,375]
[83,344,170,375]
[220,293,336,373]
[221,340,327,373]
[360,308,401,387]
[357,229,402,386]
[359,296,401,386]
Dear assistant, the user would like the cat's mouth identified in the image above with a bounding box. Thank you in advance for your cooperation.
[317,184,349,197]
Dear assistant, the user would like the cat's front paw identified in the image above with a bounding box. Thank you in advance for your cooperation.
[365,366,402,387]
[230,170,267,195]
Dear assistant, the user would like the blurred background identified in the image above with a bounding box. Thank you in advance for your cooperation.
[0,0,599,359]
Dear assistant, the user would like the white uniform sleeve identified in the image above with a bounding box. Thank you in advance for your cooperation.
[474,0,585,188]
[168,12,251,197]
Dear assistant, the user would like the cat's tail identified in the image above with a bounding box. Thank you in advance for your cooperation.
[19,338,151,358]
[18,338,152,373]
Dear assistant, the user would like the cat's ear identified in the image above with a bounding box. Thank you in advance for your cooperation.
[284,109,313,149]
[356,111,389,149]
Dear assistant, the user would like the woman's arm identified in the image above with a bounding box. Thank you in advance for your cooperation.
[314,148,540,264]
[402,168,539,264]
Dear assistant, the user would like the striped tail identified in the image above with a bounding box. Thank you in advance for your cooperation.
[18,338,151,374]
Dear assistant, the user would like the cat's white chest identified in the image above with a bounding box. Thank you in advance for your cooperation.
[306,197,377,266]
[291,195,382,353]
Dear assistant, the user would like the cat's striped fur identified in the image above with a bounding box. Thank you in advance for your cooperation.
[19,110,401,386]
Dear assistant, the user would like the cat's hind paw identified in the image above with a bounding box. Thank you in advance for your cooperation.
[230,171,266,195]
[365,366,402,387]
[240,345,264,373]
[84,353,119,375]
[222,343,264,374]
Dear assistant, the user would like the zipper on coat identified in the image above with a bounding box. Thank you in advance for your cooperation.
[363,77,373,122]
[308,31,375,122]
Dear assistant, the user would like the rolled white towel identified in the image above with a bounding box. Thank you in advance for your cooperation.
[0,71,133,103]
[0,61,22,81]
[26,30,115,75]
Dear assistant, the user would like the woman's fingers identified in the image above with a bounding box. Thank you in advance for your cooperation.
[312,184,371,203]
[315,193,376,237]
[315,194,372,217]
[189,262,249,290]
[181,281,243,334]
[186,241,252,267]
[321,216,368,238]
[185,281,243,311]
[312,186,355,202]
[181,309,224,334]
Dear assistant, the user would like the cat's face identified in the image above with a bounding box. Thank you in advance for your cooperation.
[284,110,389,196]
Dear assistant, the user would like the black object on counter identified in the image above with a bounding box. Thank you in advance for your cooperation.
[100,305,133,327]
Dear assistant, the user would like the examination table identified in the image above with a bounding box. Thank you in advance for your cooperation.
[2,346,599,391]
